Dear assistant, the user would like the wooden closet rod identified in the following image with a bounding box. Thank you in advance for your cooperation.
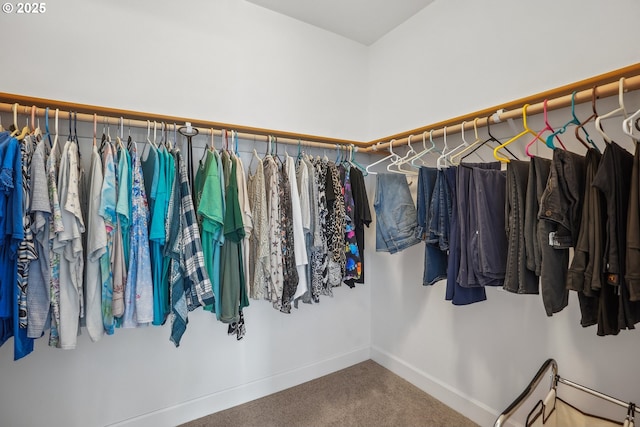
[0,92,366,150]
[2,63,639,154]
[365,63,640,152]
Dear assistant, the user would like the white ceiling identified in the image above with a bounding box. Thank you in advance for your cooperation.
[245,0,435,46]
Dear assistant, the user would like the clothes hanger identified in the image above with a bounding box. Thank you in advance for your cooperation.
[386,138,417,175]
[622,99,640,141]
[10,103,20,137]
[93,114,97,147]
[44,107,52,147]
[460,115,501,163]
[15,106,31,141]
[437,126,464,170]
[547,91,596,152]
[575,86,600,147]
[350,145,368,176]
[391,135,418,168]
[408,130,441,166]
[366,141,399,175]
[30,106,42,139]
[524,99,566,157]
[494,104,538,163]
[52,108,59,152]
[595,77,628,144]
[178,122,199,195]
[450,118,487,165]
[441,122,472,167]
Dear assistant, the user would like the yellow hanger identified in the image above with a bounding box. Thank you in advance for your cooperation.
[493,104,542,163]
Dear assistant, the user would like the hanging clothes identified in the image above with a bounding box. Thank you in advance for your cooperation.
[263,154,284,309]
[538,149,586,316]
[167,148,215,346]
[195,148,224,316]
[325,162,345,290]
[295,156,315,304]
[99,142,117,334]
[456,162,503,288]
[16,134,37,359]
[122,142,153,328]
[84,144,108,341]
[27,136,51,339]
[417,167,448,286]
[141,143,166,326]
[340,165,362,284]
[46,135,63,347]
[567,148,603,327]
[247,154,269,301]
[444,166,486,305]
[116,144,131,268]
[285,154,308,305]
[504,160,539,295]
[0,132,30,359]
[220,153,247,338]
[592,142,640,335]
[343,166,371,288]
[277,157,299,313]
[310,157,330,301]
[54,138,85,349]
[235,155,253,299]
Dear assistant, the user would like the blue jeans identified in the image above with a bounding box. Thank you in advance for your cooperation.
[374,174,421,254]
[444,167,486,305]
[457,162,503,287]
[417,167,448,285]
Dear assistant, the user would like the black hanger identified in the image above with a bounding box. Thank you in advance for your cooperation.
[178,123,199,196]
[460,114,518,165]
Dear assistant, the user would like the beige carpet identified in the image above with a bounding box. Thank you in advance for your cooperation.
[181,360,479,427]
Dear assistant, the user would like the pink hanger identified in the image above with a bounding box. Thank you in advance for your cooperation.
[525,99,566,157]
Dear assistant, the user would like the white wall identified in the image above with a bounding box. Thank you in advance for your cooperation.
[4,0,640,426]
[368,1,640,425]
[0,1,372,426]
[0,0,368,141]
[367,0,640,139]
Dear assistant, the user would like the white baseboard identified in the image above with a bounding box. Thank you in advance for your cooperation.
[108,346,371,427]
[370,346,499,427]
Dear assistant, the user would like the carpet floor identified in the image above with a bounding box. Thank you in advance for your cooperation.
[181,360,479,427]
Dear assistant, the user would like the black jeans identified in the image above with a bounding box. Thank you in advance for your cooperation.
[593,142,640,334]
[566,148,602,327]
[504,160,539,294]
[524,157,551,276]
[538,149,586,316]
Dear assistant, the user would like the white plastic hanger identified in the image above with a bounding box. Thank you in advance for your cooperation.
[387,138,418,175]
[450,118,485,165]
[445,123,472,164]
[622,106,640,140]
[595,77,628,144]
[389,135,419,170]
[436,127,452,170]
[365,141,399,175]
